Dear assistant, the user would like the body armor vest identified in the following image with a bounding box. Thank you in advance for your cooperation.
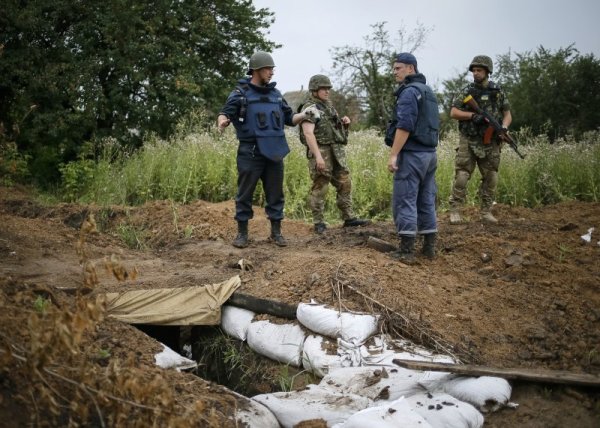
[298,97,347,146]
[386,80,439,148]
[233,83,289,161]
[459,81,504,139]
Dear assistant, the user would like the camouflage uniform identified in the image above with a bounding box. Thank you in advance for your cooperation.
[450,80,510,213]
[299,95,355,224]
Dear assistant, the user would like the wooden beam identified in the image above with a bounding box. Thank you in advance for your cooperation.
[392,359,600,388]
[367,236,397,253]
[227,292,297,319]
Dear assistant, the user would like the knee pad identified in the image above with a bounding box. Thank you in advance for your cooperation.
[455,170,470,188]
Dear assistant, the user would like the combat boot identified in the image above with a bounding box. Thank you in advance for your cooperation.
[449,208,462,225]
[422,233,437,259]
[270,219,287,247]
[391,236,416,264]
[232,220,249,248]
[343,218,371,228]
[314,222,327,234]
[481,211,498,224]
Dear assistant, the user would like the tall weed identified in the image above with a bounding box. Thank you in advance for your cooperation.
[72,124,600,222]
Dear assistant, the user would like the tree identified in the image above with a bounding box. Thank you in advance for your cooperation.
[0,0,277,184]
[494,45,600,139]
[437,71,469,137]
[330,22,431,129]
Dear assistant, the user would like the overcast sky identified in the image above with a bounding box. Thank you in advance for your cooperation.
[251,0,600,93]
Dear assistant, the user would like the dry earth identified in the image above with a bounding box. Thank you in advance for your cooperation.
[1,185,599,427]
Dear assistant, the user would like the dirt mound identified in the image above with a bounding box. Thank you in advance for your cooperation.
[1,185,599,427]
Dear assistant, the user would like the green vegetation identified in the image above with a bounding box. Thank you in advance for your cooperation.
[33,295,51,314]
[0,0,276,185]
[63,124,600,224]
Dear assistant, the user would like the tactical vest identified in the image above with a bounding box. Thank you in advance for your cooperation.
[385,82,439,148]
[233,84,290,162]
[458,81,504,139]
[298,97,348,146]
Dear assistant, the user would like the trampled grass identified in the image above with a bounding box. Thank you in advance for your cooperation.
[70,127,600,224]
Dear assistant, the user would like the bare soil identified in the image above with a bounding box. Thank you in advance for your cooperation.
[1,185,599,427]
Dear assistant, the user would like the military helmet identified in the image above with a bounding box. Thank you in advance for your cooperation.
[247,51,275,74]
[469,55,493,74]
[308,74,332,91]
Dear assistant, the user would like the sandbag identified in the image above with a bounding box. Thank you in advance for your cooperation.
[154,343,197,371]
[302,334,347,377]
[405,392,484,428]
[296,302,379,345]
[319,366,425,402]
[423,375,512,413]
[331,397,433,428]
[253,384,371,428]
[361,335,455,366]
[233,394,280,428]
[221,305,255,341]
[246,320,305,367]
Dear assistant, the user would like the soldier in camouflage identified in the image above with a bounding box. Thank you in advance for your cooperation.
[298,74,369,234]
[449,55,512,224]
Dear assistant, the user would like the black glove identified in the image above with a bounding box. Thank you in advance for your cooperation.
[471,113,486,125]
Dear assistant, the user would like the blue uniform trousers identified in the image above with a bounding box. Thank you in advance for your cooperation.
[392,150,438,237]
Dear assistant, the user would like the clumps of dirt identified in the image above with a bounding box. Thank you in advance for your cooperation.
[1,185,599,426]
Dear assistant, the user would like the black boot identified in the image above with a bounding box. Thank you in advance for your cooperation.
[422,233,437,259]
[343,218,371,227]
[270,219,287,247]
[232,221,249,248]
[314,222,327,234]
[391,236,416,264]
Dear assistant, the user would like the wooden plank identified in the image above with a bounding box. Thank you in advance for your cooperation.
[392,359,600,388]
[227,292,297,319]
[367,236,397,253]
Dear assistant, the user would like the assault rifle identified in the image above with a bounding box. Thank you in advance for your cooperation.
[463,95,525,159]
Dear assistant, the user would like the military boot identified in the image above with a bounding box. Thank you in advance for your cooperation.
[481,210,498,224]
[270,219,287,247]
[391,236,416,264]
[314,222,327,234]
[449,208,462,225]
[422,233,437,259]
[232,221,249,248]
[343,218,371,228]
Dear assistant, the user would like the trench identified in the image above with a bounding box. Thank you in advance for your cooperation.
[135,324,317,397]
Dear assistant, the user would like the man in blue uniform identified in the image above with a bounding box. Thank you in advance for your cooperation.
[217,51,307,248]
[386,53,440,263]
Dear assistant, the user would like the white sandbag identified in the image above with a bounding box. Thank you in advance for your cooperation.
[246,320,305,367]
[332,397,433,428]
[429,376,512,413]
[296,302,379,345]
[405,392,484,428]
[340,311,379,345]
[221,305,255,341]
[253,384,372,428]
[154,343,197,371]
[361,335,455,367]
[319,366,425,402]
[302,334,348,377]
[337,338,363,367]
[297,302,341,338]
[234,396,280,428]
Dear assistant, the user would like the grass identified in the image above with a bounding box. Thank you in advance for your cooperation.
[63,122,600,224]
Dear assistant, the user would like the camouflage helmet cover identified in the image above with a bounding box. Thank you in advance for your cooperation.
[247,51,275,74]
[469,55,493,74]
[308,74,332,91]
